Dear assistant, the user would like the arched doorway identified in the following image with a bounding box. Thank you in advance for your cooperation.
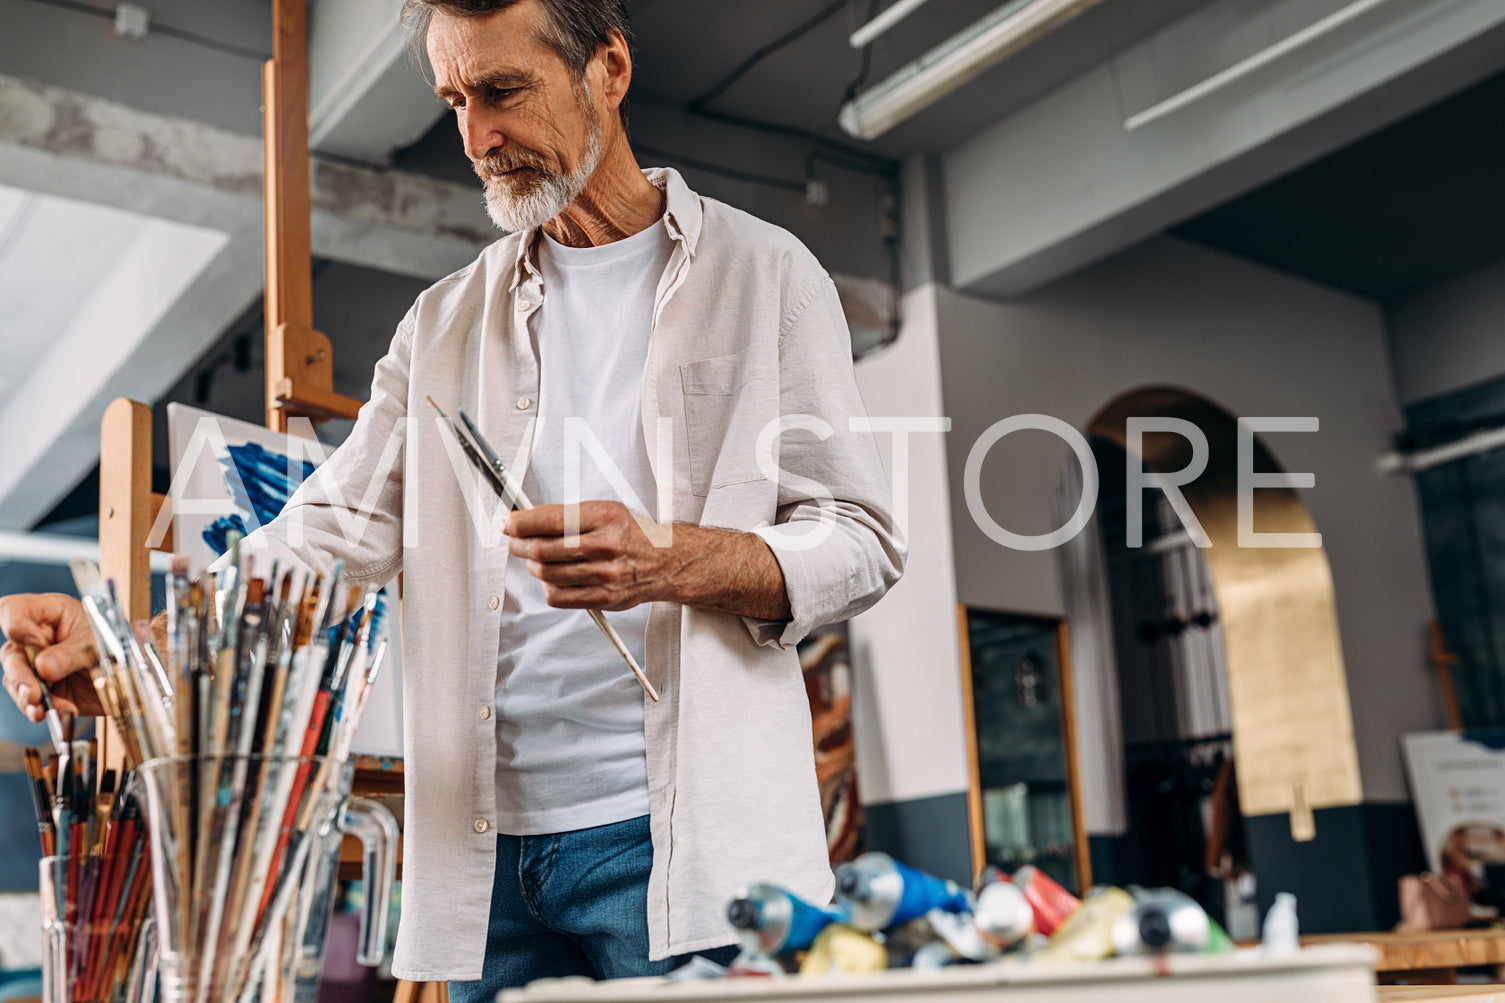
[1062,387,1363,924]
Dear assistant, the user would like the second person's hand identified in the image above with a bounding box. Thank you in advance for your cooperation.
[0,593,104,721]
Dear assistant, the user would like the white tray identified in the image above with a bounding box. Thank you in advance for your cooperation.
[499,944,1379,1003]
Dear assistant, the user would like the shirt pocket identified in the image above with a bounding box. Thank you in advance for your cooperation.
[680,348,777,498]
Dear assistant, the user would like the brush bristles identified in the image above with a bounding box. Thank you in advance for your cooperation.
[69,558,105,598]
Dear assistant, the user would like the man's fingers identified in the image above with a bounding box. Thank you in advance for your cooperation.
[505,505,568,538]
[33,642,97,684]
[539,585,620,611]
[505,501,622,539]
[44,692,82,717]
[526,559,613,588]
[0,592,78,647]
[0,640,43,716]
[509,534,611,562]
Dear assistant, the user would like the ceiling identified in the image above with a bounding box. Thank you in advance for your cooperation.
[0,185,154,404]
[1172,65,1505,303]
[397,0,1209,175]
[13,0,1505,531]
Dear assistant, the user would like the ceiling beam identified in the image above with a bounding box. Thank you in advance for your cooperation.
[308,0,448,164]
[941,0,1505,298]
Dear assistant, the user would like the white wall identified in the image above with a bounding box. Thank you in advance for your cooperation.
[849,284,971,806]
[1388,256,1505,406]
[934,235,1442,804]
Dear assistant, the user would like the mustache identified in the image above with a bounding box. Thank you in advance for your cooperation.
[473,153,552,183]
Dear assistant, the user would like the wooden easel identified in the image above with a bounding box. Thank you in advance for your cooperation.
[261,0,362,432]
[98,1,439,998]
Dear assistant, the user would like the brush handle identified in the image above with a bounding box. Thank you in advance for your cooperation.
[25,646,70,755]
[587,610,660,703]
[499,455,659,701]
[447,410,661,702]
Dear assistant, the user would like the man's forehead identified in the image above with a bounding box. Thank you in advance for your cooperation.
[426,4,549,72]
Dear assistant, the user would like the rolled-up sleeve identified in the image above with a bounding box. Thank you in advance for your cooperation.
[742,273,906,648]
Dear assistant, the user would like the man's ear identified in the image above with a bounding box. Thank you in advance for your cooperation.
[597,30,632,113]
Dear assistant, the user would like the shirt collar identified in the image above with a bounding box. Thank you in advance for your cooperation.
[508,166,701,292]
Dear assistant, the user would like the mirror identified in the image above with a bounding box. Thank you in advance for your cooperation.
[960,608,1091,894]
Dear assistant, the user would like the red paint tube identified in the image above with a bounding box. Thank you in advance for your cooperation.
[1013,865,1080,937]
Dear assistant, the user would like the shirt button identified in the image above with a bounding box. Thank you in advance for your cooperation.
[474,818,489,834]
[488,595,500,611]
[479,705,492,721]
[518,300,533,312]
[516,397,532,410]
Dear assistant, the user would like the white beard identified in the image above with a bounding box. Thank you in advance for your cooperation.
[480,111,603,232]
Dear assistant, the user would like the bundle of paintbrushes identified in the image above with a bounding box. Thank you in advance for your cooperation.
[63,537,388,772]
[29,736,156,1003]
[59,540,390,1003]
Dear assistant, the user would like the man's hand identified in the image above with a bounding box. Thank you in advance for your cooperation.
[505,501,792,621]
[0,593,103,721]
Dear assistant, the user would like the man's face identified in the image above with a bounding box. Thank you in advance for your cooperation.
[428,1,604,231]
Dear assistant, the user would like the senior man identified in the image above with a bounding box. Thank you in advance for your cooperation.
[2,0,902,994]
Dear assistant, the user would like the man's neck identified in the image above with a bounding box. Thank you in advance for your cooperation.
[543,130,663,248]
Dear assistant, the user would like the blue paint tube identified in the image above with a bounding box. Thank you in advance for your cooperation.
[834,852,975,932]
[726,883,841,956]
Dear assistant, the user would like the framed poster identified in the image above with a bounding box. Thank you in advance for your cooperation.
[1403,730,1505,881]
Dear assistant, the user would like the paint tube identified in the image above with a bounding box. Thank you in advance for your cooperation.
[923,907,996,963]
[798,924,887,977]
[833,852,974,932]
[1012,865,1081,937]
[725,884,841,957]
[1109,888,1211,955]
[973,875,1035,949]
[1038,886,1136,962]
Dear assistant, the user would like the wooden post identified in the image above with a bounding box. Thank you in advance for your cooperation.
[263,0,362,430]
[261,9,416,995]
[957,606,987,884]
[1055,620,1093,890]
[1428,620,1465,732]
[97,399,156,773]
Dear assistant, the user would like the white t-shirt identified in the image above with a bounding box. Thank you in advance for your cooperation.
[493,220,675,835]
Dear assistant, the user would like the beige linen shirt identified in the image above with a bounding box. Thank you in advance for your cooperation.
[247,168,904,979]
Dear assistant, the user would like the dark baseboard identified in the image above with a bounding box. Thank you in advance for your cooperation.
[1245,801,1425,933]
[1088,833,1133,889]
[862,790,974,886]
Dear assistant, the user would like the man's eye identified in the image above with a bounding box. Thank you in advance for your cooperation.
[448,98,465,111]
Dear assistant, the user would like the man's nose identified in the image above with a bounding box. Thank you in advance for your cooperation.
[460,108,504,162]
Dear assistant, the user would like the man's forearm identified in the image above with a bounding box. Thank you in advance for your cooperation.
[657,525,791,622]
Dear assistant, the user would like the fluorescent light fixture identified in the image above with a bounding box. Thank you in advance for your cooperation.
[1124,0,1392,131]
[1377,423,1505,475]
[839,0,1107,141]
[849,0,936,49]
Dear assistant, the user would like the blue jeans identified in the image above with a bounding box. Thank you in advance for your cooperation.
[447,815,738,1001]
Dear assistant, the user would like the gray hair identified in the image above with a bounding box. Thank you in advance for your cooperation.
[402,0,635,124]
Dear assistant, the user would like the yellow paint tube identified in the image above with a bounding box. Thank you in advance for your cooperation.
[1037,886,1136,963]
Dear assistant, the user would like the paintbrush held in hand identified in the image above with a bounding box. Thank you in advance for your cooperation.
[427,395,660,702]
